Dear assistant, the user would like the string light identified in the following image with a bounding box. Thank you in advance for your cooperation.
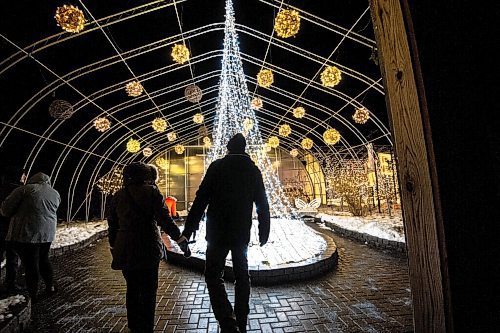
[193,113,204,124]
[293,106,306,119]
[185,84,203,103]
[151,118,167,132]
[94,117,111,132]
[323,128,341,145]
[268,136,280,148]
[167,132,177,142]
[49,100,74,120]
[290,148,299,157]
[251,97,263,110]
[263,143,272,153]
[127,139,141,153]
[174,144,185,155]
[353,107,370,124]
[243,118,254,131]
[171,44,190,64]
[55,5,86,33]
[155,157,169,170]
[142,147,153,157]
[96,168,123,195]
[320,66,342,87]
[301,137,313,150]
[278,124,292,137]
[257,69,274,88]
[125,81,143,97]
[274,9,301,38]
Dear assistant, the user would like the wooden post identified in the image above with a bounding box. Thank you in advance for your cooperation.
[369,0,447,331]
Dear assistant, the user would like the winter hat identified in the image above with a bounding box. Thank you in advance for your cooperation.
[227,133,246,153]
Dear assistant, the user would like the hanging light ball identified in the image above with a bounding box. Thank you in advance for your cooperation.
[320,66,342,87]
[184,84,203,103]
[55,5,86,33]
[142,147,153,157]
[293,106,306,119]
[301,137,313,150]
[257,69,274,88]
[127,139,141,153]
[125,81,143,97]
[203,136,212,148]
[94,117,111,132]
[268,136,280,148]
[171,44,190,64]
[274,9,301,38]
[193,113,204,124]
[174,144,185,155]
[198,125,208,137]
[49,100,74,120]
[243,118,254,131]
[278,124,292,137]
[155,157,169,170]
[323,128,341,145]
[263,143,272,153]
[290,148,299,157]
[251,97,263,110]
[152,118,167,132]
[353,107,370,124]
[167,132,177,142]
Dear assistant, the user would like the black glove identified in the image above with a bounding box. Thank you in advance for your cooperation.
[176,236,191,258]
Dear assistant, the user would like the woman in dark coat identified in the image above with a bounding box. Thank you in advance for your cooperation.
[107,162,190,332]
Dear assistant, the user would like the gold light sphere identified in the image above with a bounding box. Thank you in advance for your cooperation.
[55,5,86,33]
[274,9,301,38]
[323,128,341,145]
[203,136,212,148]
[171,44,190,64]
[193,113,204,124]
[243,118,254,131]
[251,97,263,110]
[152,118,167,132]
[155,157,169,170]
[125,81,143,97]
[142,147,153,157]
[94,117,111,132]
[320,66,342,87]
[293,106,306,119]
[127,139,141,153]
[301,137,313,150]
[174,144,185,155]
[49,100,74,120]
[278,124,292,137]
[257,69,274,88]
[289,148,299,157]
[167,132,177,142]
[184,84,203,103]
[268,136,280,148]
[353,107,370,124]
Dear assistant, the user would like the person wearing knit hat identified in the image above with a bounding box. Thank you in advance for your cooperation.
[183,133,270,333]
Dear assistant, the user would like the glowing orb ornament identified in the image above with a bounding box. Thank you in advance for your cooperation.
[94,117,111,132]
[55,5,86,33]
[274,9,301,38]
[353,107,370,124]
[142,147,153,157]
[203,136,212,148]
[49,100,74,120]
[193,113,204,124]
[293,106,306,119]
[278,124,291,137]
[268,136,280,148]
[243,118,254,131]
[155,157,168,170]
[127,139,141,153]
[167,132,177,142]
[323,128,341,145]
[125,81,143,97]
[257,69,274,88]
[251,97,263,110]
[152,118,167,132]
[184,84,203,103]
[301,137,313,150]
[290,148,299,157]
[320,66,342,87]
[171,44,190,64]
[174,144,185,155]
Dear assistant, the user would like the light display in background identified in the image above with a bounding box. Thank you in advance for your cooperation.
[257,69,274,88]
[301,137,313,150]
[268,136,280,148]
[126,139,141,153]
[251,97,263,110]
[125,81,143,97]
[55,5,86,33]
[184,84,203,103]
[274,9,301,38]
[94,117,111,132]
[293,106,306,119]
[243,118,254,131]
[323,128,341,145]
[279,124,292,137]
[320,66,342,87]
[167,132,177,142]
[152,118,167,132]
[193,113,204,124]
[49,100,74,120]
[203,136,212,148]
[155,157,169,170]
[171,44,190,64]
[208,0,295,219]
[290,148,299,157]
[96,168,123,195]
[198,125,209,137]
[142,147,153,157]
[353,107,370,124]
[174,144,185,155]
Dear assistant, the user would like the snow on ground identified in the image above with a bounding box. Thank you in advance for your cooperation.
[52,220,107,249]
[317,211,405,243]
[0,295,26,322]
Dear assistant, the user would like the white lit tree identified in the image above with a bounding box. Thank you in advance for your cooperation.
[207,0,295,219]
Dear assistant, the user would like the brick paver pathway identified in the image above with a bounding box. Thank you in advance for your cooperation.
[26,229,413,332]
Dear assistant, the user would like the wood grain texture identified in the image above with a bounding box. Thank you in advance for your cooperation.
[369,0,447,331]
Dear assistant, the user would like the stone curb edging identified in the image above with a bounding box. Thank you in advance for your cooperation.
[0,299,31,333]
[316,217,407,254]
[49,229,109,257]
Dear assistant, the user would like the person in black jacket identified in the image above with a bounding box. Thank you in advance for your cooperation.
[107,162,190,332]
[182,133,271,333]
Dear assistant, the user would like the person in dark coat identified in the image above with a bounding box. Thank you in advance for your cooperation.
[0,172,60,301]
[182,133,271,333]
[107,162,191,332]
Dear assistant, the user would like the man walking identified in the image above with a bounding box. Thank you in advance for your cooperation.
[182,133,270,333]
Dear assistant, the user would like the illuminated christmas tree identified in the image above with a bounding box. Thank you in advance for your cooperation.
[208,0,295,219]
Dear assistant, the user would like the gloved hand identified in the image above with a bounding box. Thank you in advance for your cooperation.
[176,236,191,258]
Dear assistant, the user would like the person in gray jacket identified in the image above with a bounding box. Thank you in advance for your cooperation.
[0,172,60,301]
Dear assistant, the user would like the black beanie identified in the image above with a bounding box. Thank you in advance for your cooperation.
[227,133,246,153]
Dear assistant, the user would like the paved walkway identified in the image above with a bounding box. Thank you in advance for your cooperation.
[25,228,413,332]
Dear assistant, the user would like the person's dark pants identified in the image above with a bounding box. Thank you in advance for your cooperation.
[205,243,250,332]
[14,242,53,299]
[0,239,19,290]
[122,266,159,332]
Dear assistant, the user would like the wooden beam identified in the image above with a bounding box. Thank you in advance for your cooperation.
[369,0,447,331]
